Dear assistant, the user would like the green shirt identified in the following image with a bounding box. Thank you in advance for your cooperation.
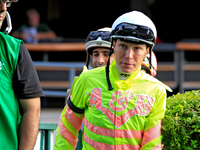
[0,32,22,149]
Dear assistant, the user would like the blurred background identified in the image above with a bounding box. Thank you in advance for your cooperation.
[3,0,200,108]
[5,0,200,42]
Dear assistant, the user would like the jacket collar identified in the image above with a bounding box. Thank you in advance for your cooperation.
[110,60,141,81]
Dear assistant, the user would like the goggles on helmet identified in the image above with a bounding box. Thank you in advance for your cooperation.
[86,31,110,42]
[111,23,156,45]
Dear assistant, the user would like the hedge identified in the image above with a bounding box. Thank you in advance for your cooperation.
[162,90,200,150]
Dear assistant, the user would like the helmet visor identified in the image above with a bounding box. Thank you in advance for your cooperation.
[86,31,110,42]
[111,23,155,44]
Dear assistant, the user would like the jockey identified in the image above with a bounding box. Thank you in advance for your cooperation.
[54,11,172,150]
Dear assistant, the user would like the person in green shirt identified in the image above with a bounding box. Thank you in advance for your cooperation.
[0,1,44,149]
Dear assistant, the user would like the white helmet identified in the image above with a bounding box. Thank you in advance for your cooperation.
[105,11,157,91]
[111,11,157,49]
[85,27,112,68]
[85,27,111,53]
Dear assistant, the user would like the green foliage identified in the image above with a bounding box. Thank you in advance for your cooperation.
[162,90,200,150]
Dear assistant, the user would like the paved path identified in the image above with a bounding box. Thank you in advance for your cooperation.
[40,108,63,123]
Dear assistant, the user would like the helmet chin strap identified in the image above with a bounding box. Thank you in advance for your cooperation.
[106,41,114,91]
[85,52,90,69]
[149,49,152,69]
[4,11,12,34]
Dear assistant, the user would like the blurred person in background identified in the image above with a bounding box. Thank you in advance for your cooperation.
[12,8,56,43]
[0,1,44,149]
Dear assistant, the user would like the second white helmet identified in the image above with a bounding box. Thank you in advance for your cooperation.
[85,27,111,53]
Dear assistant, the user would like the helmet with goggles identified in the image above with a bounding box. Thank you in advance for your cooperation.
[105,11,157,91]
[85,27,111,54]
[111,11,157,50]
[85,27,112,68]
